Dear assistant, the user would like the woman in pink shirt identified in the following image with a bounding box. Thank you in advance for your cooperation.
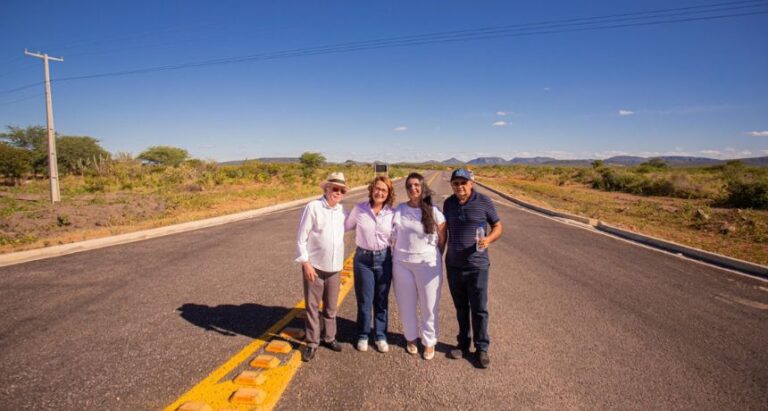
[345,176,396,353]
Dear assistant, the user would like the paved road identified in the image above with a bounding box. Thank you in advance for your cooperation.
[1,171,766,410]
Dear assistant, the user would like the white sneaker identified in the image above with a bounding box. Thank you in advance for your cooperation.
[375,340,390,353]
[357,339,369,352]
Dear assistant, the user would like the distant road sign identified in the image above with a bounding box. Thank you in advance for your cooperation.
[374,163,388,174]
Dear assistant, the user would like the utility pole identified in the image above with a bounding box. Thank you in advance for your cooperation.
[24,49,63,203]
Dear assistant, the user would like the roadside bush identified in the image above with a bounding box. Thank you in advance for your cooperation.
[84,176,110,193]
[0,143,31,184]
[723,175,768,209]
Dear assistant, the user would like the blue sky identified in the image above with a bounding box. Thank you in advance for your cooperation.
[1,0,767,163]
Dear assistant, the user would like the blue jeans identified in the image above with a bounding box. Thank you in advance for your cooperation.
[353,247,393,341]
[446,265,490,351]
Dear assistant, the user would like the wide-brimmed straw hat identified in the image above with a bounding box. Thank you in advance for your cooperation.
[320,172,348,190]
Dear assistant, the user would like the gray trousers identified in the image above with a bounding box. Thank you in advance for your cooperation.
[303,268,340,348]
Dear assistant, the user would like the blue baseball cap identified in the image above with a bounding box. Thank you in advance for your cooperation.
[450,168,474,181]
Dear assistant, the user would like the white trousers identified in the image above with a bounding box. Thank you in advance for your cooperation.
[392,258,443,347]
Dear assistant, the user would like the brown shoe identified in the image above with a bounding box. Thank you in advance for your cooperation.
[321,340,343,352]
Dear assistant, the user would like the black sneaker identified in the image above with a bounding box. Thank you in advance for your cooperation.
[302,346,316,362]
[477,350,490,368]
[321,340,343,352]
[447,346,470,359]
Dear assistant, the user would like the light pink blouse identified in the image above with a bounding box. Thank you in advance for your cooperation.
[345,201,394,251]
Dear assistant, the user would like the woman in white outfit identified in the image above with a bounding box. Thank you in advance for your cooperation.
[392,172,446,360]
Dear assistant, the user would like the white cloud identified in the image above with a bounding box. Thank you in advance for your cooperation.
[699,150,722,157]
[496,111,511,116]
[543,87,551,91]
[747,130,768,137]
[393,126,408,132]
[733,149,753,157]
[618,109,634,116]
[590,150,629,159]
[492,121,508,127]
[549,150,575,158]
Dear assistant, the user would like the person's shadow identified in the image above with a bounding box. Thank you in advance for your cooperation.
[177,302,355,342]
[176,302,460,361]
[177,302,293,338]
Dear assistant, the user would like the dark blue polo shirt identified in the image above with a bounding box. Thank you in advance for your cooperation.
[443,190,500,269]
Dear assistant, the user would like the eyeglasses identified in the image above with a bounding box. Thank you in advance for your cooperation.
[331,186,347,194]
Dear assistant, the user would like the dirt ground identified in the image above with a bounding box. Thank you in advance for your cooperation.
[0,191,167,251]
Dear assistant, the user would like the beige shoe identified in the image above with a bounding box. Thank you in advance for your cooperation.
[406,340,418,355]
[423,345,435,360]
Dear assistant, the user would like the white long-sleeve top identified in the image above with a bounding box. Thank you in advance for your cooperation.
[295,196,346,272]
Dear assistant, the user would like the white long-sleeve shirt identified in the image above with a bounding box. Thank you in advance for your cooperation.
[295,196,346,272]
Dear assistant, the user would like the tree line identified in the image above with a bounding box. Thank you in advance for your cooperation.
[0,125,191,184]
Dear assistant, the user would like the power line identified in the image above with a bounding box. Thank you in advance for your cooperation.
[56,6,768,81]
[1,0,765,96]
[0,92,45,107]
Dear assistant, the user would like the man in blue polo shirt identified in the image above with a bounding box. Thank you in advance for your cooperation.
[443,168,503,368]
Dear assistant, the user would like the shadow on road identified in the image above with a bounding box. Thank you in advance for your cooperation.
[177,302,294,338]
[176,302,460,361]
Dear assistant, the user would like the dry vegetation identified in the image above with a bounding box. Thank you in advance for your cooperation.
[0,160,405,254]
[475,163,768,265]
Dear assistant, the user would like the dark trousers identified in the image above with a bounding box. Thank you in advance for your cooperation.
[353,247,393,341]
[446,265,490,352]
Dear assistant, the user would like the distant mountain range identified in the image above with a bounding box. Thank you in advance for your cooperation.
[219,156,768,167]
[219,157,300,166]
[444,155,768,167]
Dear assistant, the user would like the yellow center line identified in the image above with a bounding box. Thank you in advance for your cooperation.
[164,253,356,411]
[166,170,439,410]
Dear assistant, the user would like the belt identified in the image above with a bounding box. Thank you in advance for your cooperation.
[356,246,389,255]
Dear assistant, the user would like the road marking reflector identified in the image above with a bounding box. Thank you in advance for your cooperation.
[166,254,355,411]
[265,340,292,354]
[177,402,213,411]
[250,355,281,369]
[230,387,267,406]
[233,371,267,386]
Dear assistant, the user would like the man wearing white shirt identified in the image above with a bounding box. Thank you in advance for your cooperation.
[295,172,347,362]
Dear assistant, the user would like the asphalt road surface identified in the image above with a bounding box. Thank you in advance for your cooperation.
[1,171,766,410]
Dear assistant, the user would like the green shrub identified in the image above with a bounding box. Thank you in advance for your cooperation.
[724,175,768,209]
[84,176,109,193]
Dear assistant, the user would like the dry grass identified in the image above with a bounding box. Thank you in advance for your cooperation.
[477,174,768,266]
[0,163,405,254]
